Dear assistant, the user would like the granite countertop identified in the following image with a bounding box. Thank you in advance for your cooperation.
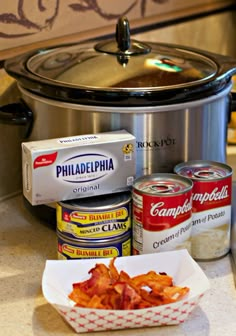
[1,195,236,336]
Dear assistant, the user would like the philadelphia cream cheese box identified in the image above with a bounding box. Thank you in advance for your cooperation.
[22,130,136,205]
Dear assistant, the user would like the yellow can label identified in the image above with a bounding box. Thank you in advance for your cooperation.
[57,203,131,239]
[70,208,128,224]
[57,237,131,259]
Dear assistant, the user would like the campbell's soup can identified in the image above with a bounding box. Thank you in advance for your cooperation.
[174,160,232,260]
[132,173,193,255]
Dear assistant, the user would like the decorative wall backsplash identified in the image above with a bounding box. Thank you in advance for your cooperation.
[0,0,168,38]
[0,0,235,55]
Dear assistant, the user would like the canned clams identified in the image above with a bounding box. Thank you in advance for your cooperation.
[174,160,232,260]
[132,173,193,255]
[56,192,132,259]
[57,231,131,259]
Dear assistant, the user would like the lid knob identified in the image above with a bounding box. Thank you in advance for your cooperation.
[116,17,130,52]
[94,17,151,57]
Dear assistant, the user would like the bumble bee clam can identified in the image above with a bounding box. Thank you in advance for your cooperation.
[56,192,132,259]
[174,160,232,260]
[57,231,131,259]
[132,173,193,255]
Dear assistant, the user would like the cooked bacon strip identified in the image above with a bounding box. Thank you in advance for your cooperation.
[68,257,190,310]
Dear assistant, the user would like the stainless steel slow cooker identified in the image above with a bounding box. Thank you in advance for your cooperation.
[1,17,236,177]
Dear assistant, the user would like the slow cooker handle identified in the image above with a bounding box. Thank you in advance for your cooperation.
[0,100,33,138]
[207,52,236,79]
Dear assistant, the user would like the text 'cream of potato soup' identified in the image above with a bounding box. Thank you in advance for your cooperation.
[174,160,232,260]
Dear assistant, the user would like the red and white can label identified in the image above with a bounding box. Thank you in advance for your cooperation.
[191,177,232,259]
[132,174,192,255]
[174,161,232,260]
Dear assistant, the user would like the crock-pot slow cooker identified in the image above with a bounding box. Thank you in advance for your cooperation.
[1,17,236,177]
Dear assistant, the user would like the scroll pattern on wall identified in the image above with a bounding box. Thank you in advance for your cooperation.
[0,0,168,38]
[0,0,233,51]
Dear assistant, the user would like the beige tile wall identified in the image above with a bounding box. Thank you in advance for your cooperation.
[134,10,236,57]
[0,1,234,55]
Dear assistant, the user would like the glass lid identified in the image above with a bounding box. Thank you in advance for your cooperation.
[6,16,236,106]
[25,17,217,91]
[26,42,217,90]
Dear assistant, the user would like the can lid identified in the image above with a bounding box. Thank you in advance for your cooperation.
[174,160,232,181]
[58,191,131,211]
[133,173,193,195]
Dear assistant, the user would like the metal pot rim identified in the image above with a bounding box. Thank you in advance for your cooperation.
[18,82,232,112]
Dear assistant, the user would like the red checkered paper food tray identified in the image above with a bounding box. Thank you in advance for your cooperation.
[42,249,210,333]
